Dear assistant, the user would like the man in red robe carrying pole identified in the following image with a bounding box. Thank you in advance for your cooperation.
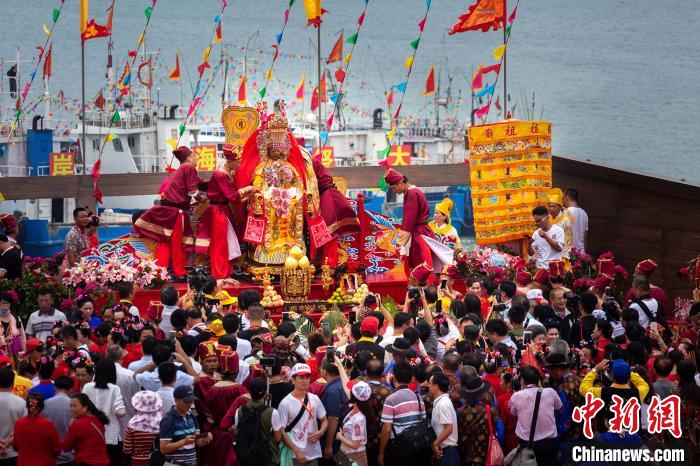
[133,146,203,281]
[384,168,438,285]
[311,156,360,270]
[196,144,255,279]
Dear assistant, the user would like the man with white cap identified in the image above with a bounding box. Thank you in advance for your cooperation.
[279,363,329,466]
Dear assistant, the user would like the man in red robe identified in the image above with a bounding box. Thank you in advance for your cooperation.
[311,156,360,268]
[133,146,202,279]
[624,259,670,317]
[196,144,254,278]
[384,168,437,285]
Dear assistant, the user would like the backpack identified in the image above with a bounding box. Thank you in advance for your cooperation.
[190,326,214,344]
[391,390,435,456]
[235,404,273,466]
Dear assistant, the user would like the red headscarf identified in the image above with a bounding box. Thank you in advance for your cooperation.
[384,168,404,185]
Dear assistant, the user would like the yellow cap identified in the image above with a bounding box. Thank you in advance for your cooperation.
[215,290,238,306]
[208,319,226,337]
[434,198,454,219]
[546,188,564,206]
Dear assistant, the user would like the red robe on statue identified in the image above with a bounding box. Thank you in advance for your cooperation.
[401,188,437,281]
[133,163,202,276]
[196,169,243,278]
[312,158,360,267]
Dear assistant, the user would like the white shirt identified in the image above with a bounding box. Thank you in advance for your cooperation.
[237,359,250,385]
[159,305,178,334]
[82,382,126,444]
[115,363,140,435]
[236,337,252,360]
[567,206,588,253]
[188,357,202,374]
[26,309,67,341]
[240,314,269,332]
[186,322,207,337]
[531,224,565,269]
[277,392,327,461]
[128,355,153,373]
[340,409,367,454]
[431,393,458,447]
[136,368,194,391]
[592,310,625,338]
[629,298,659,329]
[158,386,175,417]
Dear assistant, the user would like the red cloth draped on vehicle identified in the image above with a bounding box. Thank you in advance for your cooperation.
[311,157,360,267]
[133,151,201,277]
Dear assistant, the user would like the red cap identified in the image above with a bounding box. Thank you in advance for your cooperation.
[410,264,432,286]
[147,301,163,321]
[26,338,43,353]
[0,355,10,366]
[596,258,615,276]
[549,260,566,278]
[197,341,218,361]
[533,269,549,286]
[515,270,532,286]
[383,168,404,185]
[222,143,242,161]
[173,146,192,163]
[636,259,657,277]
[218,348,240,374]
[360,316,379,336]
[0,214,18,232]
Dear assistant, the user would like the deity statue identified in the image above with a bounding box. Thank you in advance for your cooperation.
[235,102,320,268]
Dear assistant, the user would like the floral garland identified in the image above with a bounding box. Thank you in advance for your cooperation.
[63,256,169,289]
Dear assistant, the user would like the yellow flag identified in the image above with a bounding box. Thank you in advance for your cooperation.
[403,56,414,68]
[138,33,144,46]
[0,192,4,201]
[165,138,178,150]
[266,69,273,81]
[105,133,117,143]
[43,24,51,36]
[386,126,396,140]
[202,46,212,62]
[80,0,89,34]
[493,44,506,60]
[344,52,352,64]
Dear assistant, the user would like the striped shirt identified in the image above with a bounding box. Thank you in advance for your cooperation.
[160,408,199,465]
[381,386,426,437]
[122,427,158,463]
[26,308,67,342]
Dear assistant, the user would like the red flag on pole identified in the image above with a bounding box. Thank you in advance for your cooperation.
[334,68,345,84]
[169,53,181,81]
[472,65,484,91]
[81,19,111,42]
[94,89,105,110]
[237,74,247,105]
[105,0,114,34]
[449,0,505,34]
[319,74,327,100]
[43,44,53,79]
[422,65,435,95]
[214,20,222,44]
[295,73,305,101]
[481,63,501,75]
[386,90,394,108]
[310,87,319,111]
[326,32,343,64]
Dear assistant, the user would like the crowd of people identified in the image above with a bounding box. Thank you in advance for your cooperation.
[0,255,696,466]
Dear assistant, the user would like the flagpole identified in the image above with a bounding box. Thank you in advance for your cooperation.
[81,40,87,175]
[502,0,507,119]
[317,24,322,150]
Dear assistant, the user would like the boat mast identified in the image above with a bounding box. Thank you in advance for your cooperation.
[316,24,322,150]
[503,0,508,118]
[221,44,228,110]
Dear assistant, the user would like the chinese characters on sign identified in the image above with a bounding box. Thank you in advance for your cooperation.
[387,144,412,166]
[194,145,217,171]
[573,393,681,439]
[49,152,75,176]
[312,146,335,168]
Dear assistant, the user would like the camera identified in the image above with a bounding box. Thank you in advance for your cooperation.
[326,346,336,362]
[523,330,533,345]
[408,287,421,301]
[186,266,209,309]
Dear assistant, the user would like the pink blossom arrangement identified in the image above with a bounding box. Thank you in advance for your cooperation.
[63,256,169,289]
[270,187,293,218]
[455,247,519,283]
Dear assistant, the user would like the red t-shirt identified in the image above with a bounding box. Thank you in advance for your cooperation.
[62,415,110,466]
[13,416,62,466]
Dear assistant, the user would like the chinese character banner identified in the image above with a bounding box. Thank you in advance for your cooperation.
[468,120,552,244]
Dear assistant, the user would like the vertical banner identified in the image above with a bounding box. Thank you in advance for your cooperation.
[468,120,552,244]
[312,146,335,168]
[193,145,217,171]
[387,144,412,166]
[49,152,75,176]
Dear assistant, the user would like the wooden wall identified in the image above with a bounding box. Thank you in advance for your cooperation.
[552,156,700,300]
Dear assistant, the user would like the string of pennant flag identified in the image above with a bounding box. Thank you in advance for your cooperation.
[258,0,298,101]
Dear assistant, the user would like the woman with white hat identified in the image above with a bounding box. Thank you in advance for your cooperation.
[123,390,163,466]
